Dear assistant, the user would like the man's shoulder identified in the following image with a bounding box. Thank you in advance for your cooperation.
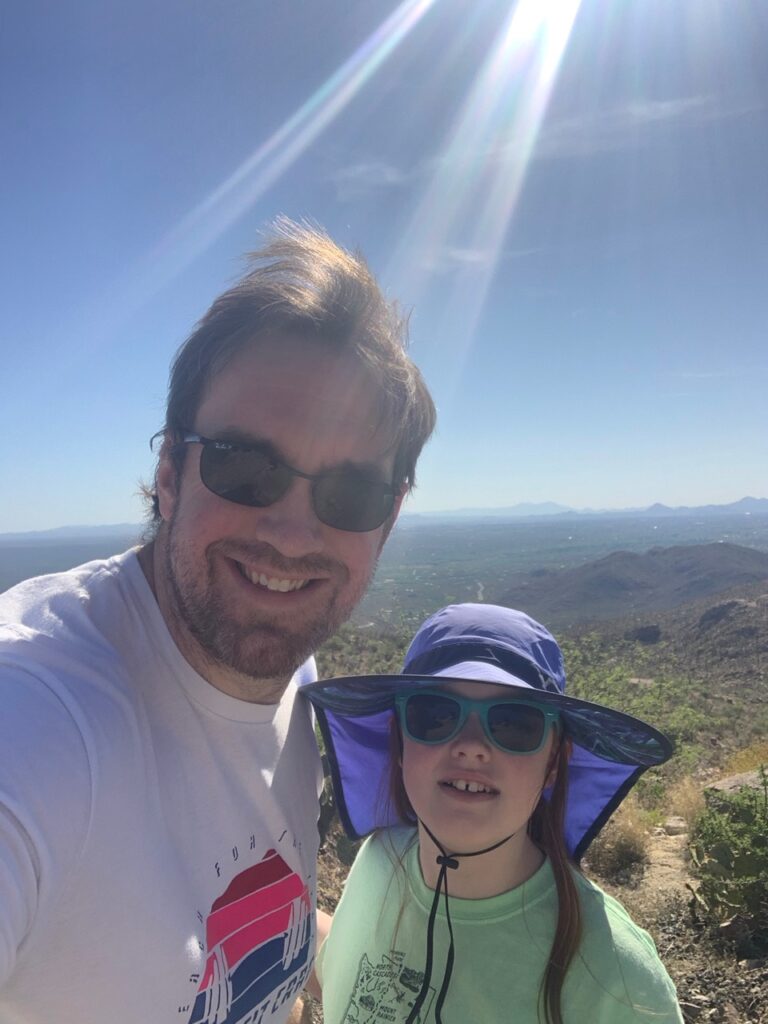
[0,548,138,628]
[0,549,152,742]
[0,548,144,662]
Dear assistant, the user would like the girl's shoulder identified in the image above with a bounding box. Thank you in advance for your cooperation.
[328,828,417,951]
[367,826,418,859]
[576,872,661,958]
[571,872,683,1020]
[343,827,417,885]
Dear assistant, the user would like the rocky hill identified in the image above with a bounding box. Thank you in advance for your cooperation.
[592,579,768,690]
[497,542,768,628]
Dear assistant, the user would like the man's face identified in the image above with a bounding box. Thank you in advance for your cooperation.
[154,336,403,697]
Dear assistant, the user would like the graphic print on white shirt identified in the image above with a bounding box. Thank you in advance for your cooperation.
[184,839,313,1024]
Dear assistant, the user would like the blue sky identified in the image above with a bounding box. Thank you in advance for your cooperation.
[1,0,766,532]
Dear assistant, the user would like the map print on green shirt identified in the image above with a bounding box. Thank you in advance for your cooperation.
[343,950,431,1023]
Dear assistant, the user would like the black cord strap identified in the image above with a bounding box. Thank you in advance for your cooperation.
[405,823,514,1024]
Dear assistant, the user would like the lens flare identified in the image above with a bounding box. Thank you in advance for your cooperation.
[153,0,437,274]
[389,0,582,397]
[104,0,437,326]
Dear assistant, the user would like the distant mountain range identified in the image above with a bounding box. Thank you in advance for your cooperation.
[1,497,766,543]
[0,523,142,544]
[405,496,768,521]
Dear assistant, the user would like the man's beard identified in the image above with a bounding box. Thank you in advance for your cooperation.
[163,522,373,683]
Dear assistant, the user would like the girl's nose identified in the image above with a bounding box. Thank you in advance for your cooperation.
[450,713,492,761]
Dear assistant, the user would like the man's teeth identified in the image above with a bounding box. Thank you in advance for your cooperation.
[240,566,309,592]
[448,779,493,794]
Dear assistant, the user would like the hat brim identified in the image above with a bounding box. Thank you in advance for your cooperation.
[305,670,672,767]
[303,670,673,861]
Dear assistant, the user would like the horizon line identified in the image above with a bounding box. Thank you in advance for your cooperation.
[1,495,767,538]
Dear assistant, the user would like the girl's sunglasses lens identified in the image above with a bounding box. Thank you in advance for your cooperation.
[488,703,546,752]
[405,694,461,743]
[201,446,289,507]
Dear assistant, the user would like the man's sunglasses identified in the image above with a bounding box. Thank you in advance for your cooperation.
[394,689,561,755]
[180,432,398,533]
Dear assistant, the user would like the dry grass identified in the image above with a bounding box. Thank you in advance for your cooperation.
[585,794,650,880]
[725,742,768,774]
[667,776,705,829]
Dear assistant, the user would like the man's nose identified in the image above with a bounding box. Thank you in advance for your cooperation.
[249,478,325,558]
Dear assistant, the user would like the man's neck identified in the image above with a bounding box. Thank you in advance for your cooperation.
[136,541,290,704]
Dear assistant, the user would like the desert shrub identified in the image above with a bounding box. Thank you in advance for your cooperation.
[726,742,768,774]
[667,775,705,829]
[585,795,650,881]
[689,767,768,956]
[316,623,409,678]
[633,775,667,810]
[661,704,711,746]
[669,742,705,779]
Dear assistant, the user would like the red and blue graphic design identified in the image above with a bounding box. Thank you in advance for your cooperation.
[188,849,312,1024]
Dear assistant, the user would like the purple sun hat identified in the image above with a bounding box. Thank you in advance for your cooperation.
[303,604,673,861]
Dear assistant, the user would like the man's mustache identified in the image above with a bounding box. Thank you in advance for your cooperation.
[214,539,347,578]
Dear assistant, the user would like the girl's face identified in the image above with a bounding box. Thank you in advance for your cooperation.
[400,681,558,856]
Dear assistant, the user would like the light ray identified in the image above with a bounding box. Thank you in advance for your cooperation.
[389,0,581,396]
[97,0,437,335]
[153,0,438,271]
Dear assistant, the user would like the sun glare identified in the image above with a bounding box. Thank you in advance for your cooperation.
[111,0,437,322]
[104,0,580,348]
[389,0,582,391]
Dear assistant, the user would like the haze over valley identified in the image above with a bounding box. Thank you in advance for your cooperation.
[3,498,768,632]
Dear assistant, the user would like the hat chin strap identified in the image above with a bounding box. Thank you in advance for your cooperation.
[406,820,517,1024]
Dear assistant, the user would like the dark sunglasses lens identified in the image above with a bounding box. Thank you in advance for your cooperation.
[488,703,547,752]
[404,693,461,743]
[200,444,291,507]
[313,472,394,532]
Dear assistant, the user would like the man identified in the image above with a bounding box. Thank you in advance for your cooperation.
[0,220,435,1023]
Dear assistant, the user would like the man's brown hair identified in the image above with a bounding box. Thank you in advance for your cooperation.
[145,217,435,524]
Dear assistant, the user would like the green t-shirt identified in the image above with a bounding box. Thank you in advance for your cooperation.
[318,829,683,1024]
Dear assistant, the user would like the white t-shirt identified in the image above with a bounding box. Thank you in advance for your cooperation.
[0,550,322,1024]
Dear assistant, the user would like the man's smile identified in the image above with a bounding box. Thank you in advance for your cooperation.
[235,561,312,593]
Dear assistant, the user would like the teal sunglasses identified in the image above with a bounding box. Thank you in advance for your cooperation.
[394,689,561,755]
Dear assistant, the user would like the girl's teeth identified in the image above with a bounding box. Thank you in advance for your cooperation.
[450,780,491,794]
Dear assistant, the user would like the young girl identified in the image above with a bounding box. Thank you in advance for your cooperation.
[304,603,684,1024]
